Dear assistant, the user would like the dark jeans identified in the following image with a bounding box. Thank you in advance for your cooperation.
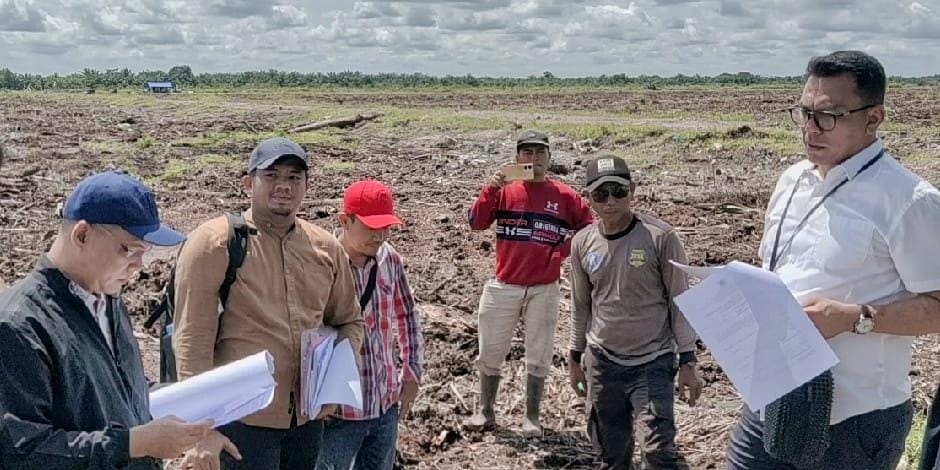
[586,347,689,470]
[726,400,913,470]
[219,418,324,470]
[920,381,940,470]
[316,405,400,470]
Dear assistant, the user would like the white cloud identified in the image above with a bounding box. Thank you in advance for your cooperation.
[0,0,938,77]
[270,4,308,28]
[0,0,47,32]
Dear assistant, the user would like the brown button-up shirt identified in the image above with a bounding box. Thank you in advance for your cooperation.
[172,209,364,429]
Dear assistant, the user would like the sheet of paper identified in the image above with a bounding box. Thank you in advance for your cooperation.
[671,261,839,411]
[150,350,276,426]
[313,339,363,411]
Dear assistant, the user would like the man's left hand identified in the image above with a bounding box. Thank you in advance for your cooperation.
[803,297,858,338]
[400,381,420,417]
[676,363,703,406]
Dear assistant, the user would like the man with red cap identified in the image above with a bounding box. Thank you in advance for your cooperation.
[317,180,424,470]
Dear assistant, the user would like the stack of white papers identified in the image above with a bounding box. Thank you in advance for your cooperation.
[670,261,839,411]
[300,327,363,418]
[150,350,276,427]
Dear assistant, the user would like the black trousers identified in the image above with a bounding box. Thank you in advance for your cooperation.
[219,418,324,470]
[586,348,689,470]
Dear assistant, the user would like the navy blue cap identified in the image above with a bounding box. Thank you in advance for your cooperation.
[63,171,185,246]
[248,137,309,173]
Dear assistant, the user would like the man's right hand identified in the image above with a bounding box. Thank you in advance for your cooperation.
[489,169,507,190]
[180,430,241,470]
[129,416,213,459]
[568,361,587,397]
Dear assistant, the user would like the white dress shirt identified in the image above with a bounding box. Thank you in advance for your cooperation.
[69,281,113,352]
[759,139,940,424]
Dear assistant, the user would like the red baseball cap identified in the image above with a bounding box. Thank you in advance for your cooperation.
[343,180,402,229]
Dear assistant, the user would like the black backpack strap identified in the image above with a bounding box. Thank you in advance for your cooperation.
[144,212,251,330]
[144,288,169,329]
[220,211,251,306]
[359,261,379,310]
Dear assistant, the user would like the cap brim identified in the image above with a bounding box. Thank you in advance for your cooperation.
[126,224,186,246]
[517,140,549,148]
[586,176,631,192]
[357,214,403,230]
[255,154,309,171]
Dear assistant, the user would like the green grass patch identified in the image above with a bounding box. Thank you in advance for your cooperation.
[135,135,157,150]
[324,161,355,171]
[375,108,512,135]
[905,409,927,466]
[80,139,129,154]
[156,153,243,184]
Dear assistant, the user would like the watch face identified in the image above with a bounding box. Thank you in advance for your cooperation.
[855,317,875,334]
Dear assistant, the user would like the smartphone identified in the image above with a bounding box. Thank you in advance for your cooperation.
[503,163,534,181]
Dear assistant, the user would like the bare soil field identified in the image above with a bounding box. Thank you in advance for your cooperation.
[2,86,939,469]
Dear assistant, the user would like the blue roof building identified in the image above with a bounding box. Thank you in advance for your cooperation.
[144,81,174,93]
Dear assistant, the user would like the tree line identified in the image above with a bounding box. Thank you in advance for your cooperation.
[2,65,938,91]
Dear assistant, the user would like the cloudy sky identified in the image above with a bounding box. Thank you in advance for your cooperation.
[1,0,938,77]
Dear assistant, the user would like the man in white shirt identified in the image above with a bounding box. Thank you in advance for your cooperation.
[725,50,940,470]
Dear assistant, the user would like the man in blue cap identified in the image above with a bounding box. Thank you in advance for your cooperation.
[0,171,232,469]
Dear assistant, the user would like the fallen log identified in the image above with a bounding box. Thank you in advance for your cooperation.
[288,112,383,133]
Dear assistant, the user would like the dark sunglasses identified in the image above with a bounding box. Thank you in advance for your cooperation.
[590,183,630,203]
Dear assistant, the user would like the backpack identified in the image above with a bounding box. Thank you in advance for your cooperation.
[143,211,253,383]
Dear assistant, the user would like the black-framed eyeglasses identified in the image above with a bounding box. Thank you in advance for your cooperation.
[787,104,877,132]
[590,183,630,203]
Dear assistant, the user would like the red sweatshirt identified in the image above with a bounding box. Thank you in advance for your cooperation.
[469,179,594,286]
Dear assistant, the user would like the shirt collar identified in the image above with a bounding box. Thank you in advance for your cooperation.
[840,139,884,181]
[806,139,884,183]
[68,280,104,311]
[246,208,295,238]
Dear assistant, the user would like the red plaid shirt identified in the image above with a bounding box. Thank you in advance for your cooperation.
[340,242,424,420]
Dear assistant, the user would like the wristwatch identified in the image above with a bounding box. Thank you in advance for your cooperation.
[853,304,874,334]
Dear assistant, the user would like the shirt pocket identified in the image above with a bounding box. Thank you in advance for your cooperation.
[813,215,875,272]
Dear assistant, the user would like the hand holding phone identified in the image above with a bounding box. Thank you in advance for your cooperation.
[502,163,534,182]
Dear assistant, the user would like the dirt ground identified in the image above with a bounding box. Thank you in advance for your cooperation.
[2,86,940,469]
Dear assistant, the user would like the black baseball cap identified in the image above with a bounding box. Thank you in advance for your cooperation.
[516,130,549,149]
[585,155,631,191]
[248,137,309,173]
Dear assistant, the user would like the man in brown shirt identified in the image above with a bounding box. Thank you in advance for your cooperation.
[173,137,364,470]
[568,156,703,470]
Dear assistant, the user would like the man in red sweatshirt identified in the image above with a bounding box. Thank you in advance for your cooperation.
[464,129,593,437]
